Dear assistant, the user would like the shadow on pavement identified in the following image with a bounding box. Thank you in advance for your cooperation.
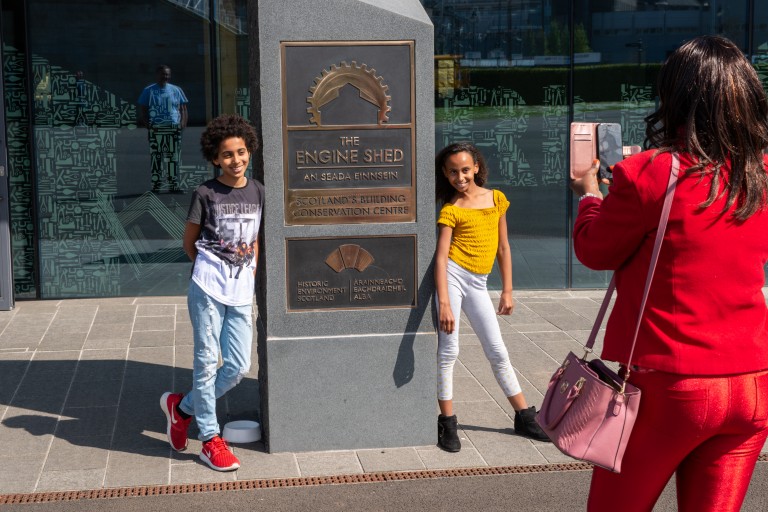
[0,358,262,459]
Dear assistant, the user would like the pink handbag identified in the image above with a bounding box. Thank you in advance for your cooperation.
[536,153,680,473]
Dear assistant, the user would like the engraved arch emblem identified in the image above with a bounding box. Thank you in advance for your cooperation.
[307,61,391,126]
[325,244,374,272]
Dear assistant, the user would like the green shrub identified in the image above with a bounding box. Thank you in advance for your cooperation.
[461,64,662,105]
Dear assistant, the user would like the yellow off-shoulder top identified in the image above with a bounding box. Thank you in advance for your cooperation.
[437,189,510,275]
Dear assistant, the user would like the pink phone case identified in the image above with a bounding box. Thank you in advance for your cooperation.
[570,122,598,179]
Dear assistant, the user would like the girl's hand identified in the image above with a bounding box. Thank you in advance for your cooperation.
[439,302,455,334]
[497,291,515,315]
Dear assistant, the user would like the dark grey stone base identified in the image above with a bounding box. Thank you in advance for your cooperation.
[264,332,436,452]
[254,0,436,453]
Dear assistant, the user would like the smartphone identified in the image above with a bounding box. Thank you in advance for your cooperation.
[570,122,597,179]
[597,123,623,180]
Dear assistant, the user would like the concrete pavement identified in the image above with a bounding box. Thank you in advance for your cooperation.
[1,289,766,505]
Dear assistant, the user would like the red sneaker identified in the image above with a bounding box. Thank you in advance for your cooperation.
[160,392,192,451]
[200,436,240,471]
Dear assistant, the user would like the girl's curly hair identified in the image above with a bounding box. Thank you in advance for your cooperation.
[435,142,488,205]
[200,114,259,165]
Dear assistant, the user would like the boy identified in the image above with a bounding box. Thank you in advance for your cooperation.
[160,114,264,471]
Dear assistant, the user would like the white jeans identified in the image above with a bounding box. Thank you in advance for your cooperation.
[437,259,522,401]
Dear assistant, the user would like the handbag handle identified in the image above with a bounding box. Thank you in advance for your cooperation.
[538,358,585,429]
[583,152,680,384]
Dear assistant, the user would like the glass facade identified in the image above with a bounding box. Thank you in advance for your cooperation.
[0,0,766,299]
[426,0,768,290]
[1,0,249,299]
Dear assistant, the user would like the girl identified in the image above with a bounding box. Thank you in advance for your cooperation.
[434,142,549,452]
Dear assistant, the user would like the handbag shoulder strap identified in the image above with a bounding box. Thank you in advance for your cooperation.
[584,153,680,373]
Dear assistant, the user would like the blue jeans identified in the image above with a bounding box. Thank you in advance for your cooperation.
[179,280,253,441]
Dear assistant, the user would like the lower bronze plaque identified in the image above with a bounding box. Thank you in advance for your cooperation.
[286,235,416,311]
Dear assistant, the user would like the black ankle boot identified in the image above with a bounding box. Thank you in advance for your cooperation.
[514,406,551,442]
[437,414,461,452]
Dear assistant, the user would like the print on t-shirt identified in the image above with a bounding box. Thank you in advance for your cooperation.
[196,202,260,278]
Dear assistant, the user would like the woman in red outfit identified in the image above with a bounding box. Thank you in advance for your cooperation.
[571,35,768,512]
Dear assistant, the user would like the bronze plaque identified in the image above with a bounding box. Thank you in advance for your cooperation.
[286,236,416,311]
[287,188,413,224]
[281,41,415,225]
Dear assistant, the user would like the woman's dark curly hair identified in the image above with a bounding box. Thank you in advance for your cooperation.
[435,142,488,205]
[200,114,260,165]
[644,35,768,220]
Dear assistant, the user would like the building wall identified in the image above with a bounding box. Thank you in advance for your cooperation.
[425,0,768,289]
[2,0,766,298]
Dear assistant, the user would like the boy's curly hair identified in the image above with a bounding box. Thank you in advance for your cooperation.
[200,114,259,165]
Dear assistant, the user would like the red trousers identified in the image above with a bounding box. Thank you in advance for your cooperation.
[588,368,768,512]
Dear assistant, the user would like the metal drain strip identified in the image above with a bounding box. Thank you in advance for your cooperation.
[2,456,766,505]
[0,462,591,504]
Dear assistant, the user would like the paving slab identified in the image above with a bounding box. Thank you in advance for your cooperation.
[86,323,133,342]
[103,449,171,488]
[452,376,494,403]
[416,443,486,469]
[464,435,548,467]
[544,314,596,331]
[7,391,68,418]
[133,315,175,332]
[295,451,364,477]
[130,330,176,347]
[531,339,588,363]
[93,310,137,325]
[0,357,31,402]
[137,304,177,317]
[39,332,87,350]
[455,400,516,430]
[356,447,427,473]
[65,381,123,408]
[57,406,118,437]
[512,322,561,333]
[233,448,301,480]
[0,458,45,494]
[170,459,238,484]
[43,435,111,471]
[45,320,93,333]
[521,329,576,343]
[4,288,755,498]
[35,468,106,493]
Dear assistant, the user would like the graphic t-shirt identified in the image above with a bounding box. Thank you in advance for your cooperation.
[137,83,188,126]
[187,178,264,306]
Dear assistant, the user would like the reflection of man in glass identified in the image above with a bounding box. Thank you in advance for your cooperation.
[138,65,188,192]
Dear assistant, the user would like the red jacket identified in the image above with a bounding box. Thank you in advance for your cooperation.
[574,150,768,375]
